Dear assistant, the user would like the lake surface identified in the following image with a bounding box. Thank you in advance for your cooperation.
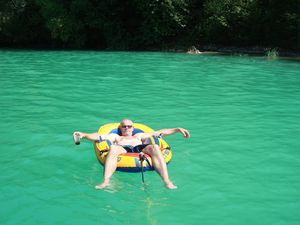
[0,50,300,225]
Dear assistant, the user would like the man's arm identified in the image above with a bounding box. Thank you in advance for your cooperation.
[157,128,190,138]
[73,131,117,142]
[136,127,190,141]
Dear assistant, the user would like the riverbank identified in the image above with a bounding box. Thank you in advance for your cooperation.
[186,45,300,58]
[1,45,300,59]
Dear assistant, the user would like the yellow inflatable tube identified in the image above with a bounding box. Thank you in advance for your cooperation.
[94,123,172,172]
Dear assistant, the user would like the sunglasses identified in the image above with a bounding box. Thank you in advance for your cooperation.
[121,125,133,128]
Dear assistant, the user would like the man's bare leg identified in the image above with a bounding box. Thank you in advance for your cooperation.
[143,145,177,189]
[95,145,126,189]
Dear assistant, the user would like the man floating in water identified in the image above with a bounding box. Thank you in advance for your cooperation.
[73,119,190,189]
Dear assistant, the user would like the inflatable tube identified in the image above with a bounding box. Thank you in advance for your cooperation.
[94,123,172,172]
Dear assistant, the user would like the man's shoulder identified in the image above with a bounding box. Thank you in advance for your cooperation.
[107,133,120,138]
[134,133,147,138]
[106,133,120,140]
[109,133,119,136]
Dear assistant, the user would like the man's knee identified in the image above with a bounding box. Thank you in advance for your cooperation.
[109,145,125,155]
[144,144,161,155]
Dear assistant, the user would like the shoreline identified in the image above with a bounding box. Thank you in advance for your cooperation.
[1,45,300,58]
[185,45,300,58]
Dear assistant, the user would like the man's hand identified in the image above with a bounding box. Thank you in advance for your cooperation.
[73,131,85,138]
[178,128,190,138]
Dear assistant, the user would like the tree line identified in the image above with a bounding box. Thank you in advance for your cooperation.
[0,0,299,51]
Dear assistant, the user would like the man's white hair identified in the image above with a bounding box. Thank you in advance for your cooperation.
[120,118,134,125]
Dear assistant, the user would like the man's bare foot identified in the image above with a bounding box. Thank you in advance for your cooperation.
[95,180,110,189]
[165,182,177,189]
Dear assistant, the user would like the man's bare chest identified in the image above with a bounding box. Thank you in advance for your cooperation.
[116,136,142,146]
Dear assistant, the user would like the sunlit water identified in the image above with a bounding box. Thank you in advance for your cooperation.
[0,50,300,225]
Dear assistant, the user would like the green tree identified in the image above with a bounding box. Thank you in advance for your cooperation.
[0,0,50,47]
[135,0,188,49]
[0,0,299,50]
[202,0,253,45]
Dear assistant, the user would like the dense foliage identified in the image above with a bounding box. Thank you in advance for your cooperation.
[0,0,299,50]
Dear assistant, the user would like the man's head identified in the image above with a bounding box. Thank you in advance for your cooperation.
[119,119,134,136]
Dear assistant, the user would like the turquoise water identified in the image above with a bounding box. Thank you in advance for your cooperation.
[1,50,300,225]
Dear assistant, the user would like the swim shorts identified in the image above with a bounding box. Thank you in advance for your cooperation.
[121,144,149,153]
